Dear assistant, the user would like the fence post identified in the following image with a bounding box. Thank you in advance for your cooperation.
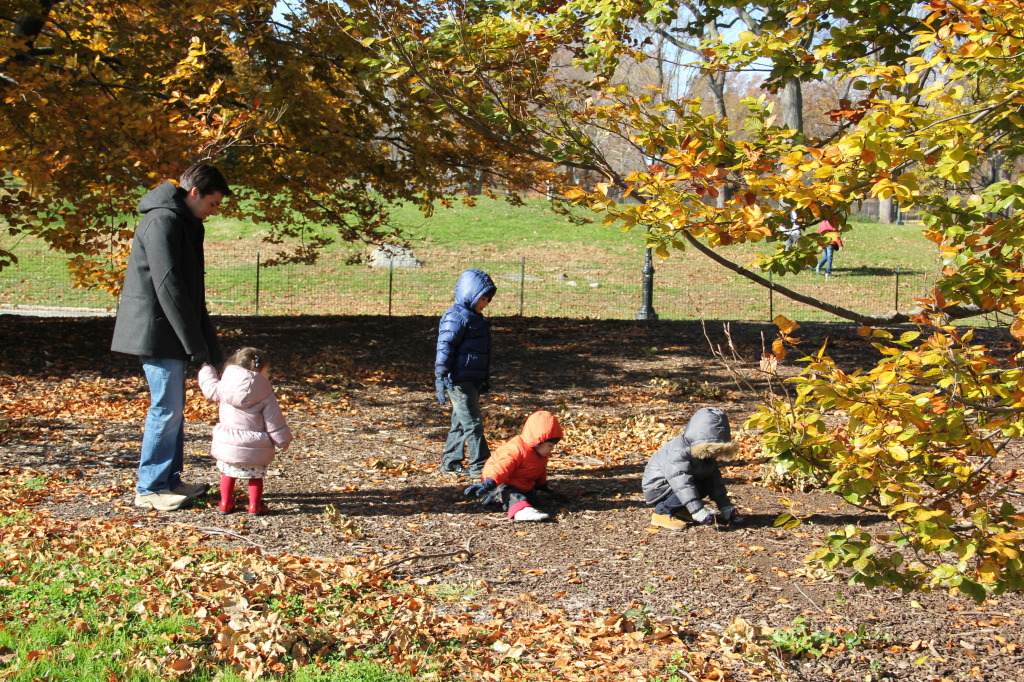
[769,271,774,321]
[895,266,901,313]
[519,256,525,316]
[388,259,394,316]
[255,249,261,316]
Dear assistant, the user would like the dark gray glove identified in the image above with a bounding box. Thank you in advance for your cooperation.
[721,505,746,526]
[435,369,448,405]
[535,482,565,502]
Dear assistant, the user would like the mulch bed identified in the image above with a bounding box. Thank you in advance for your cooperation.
[2,313,1022,680]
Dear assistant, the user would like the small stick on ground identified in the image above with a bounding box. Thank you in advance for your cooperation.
[374,538,473,573]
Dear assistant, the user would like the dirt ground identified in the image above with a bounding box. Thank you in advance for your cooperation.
[3,313,1024,681]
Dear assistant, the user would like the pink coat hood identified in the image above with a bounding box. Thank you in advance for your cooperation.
[199,364,293,467]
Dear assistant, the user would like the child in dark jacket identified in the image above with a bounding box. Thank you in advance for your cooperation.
[642,407,745,530]
[464,410,563,522]
[435,269,497,478]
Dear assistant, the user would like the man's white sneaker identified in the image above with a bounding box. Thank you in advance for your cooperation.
[512,506,550,522]
[134,492,190,511]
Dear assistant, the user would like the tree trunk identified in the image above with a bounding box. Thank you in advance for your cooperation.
[781,79,803,133]
[879,197,895,224]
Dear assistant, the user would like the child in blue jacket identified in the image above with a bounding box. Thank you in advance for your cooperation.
[435,269,497,478]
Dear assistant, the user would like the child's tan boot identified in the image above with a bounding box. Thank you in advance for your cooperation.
[651,512,687,531]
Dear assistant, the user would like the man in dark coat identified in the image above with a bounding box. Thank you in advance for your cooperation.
[434,268,497,478]
[642,406,746,530]
[111,163,231,511]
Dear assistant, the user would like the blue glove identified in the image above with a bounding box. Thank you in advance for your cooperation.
[464,478,497,498]
[435,369,448,405]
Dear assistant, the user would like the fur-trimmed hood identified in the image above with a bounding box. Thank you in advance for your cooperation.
[691,440,739,460]
[684,407,735,459]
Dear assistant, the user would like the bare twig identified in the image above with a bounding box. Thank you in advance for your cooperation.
[160,523,271,550]
[378,438,433,453]
[792,582,826,615]
[374,538,473,573]
[548,455,605,466]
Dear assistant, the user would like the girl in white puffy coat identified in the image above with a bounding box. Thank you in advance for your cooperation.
[198,347,292,515]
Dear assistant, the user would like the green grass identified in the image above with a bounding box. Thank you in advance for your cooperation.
[1,196,945,322]
[0,510,416,682]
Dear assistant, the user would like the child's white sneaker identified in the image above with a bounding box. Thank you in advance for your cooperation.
[512,506,550,522]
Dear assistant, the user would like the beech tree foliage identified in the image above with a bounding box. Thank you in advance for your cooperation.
[0,0,548,288]
[6,0,1024,599]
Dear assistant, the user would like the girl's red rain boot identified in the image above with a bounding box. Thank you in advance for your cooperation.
[219,475,236,514]
[247,478,268,515]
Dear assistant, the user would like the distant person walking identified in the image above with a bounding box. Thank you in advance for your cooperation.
[782,209,802,251]
[111,163,231,511]
[815,219,844,278]
[198,347,292,516]
[435,268,497,478]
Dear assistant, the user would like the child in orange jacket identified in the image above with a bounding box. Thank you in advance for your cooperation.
[464,410,563,522]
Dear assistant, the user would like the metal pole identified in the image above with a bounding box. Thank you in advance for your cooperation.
[769,271,774,321]
[636,246,658,320]
[388,259,394,316]
[519,256,525,317]
[895,266,901,313]
[255,249,260,316]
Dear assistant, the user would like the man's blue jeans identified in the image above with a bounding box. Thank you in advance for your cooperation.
[441,381,490,475]
[137,357,186,495]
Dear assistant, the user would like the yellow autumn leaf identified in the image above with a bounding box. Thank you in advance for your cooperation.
[978,558,1000,584]
[889,444,910,461]
[772,338,787,361]
[1010,316,1024,342]
[773,315,799,335]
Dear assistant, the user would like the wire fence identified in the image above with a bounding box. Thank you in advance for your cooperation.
[0,242,944,324]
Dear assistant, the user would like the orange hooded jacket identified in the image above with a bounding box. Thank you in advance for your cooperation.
[481,410,563,492]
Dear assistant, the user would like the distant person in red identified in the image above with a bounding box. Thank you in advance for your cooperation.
[463,410,563,522]
[815,219,844,278]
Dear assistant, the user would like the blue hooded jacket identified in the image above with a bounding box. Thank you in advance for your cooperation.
[435,269,497,383]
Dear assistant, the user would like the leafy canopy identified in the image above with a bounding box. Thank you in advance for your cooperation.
[0,0,551,289]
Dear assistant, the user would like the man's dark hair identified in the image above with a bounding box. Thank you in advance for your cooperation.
[179,163,232,197]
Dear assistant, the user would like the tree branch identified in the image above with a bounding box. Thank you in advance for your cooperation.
[680,230,982,325]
